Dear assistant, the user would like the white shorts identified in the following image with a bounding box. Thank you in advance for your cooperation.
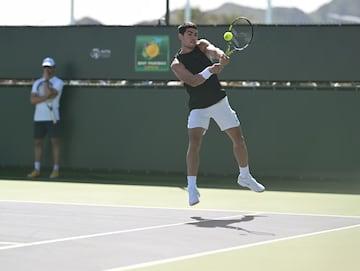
[187,97,240,131]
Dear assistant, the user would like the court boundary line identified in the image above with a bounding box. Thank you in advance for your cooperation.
[0,199,359,219]
[103,224,360,271]
[0,242,24,245]
[0,213,255,251]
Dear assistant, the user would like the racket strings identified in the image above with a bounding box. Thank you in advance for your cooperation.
[232,25,252,48]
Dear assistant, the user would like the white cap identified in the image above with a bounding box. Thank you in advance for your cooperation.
[42,57,56,67]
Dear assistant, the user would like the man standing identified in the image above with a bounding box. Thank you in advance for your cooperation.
[27,57,64,179]
[170,22,265,206]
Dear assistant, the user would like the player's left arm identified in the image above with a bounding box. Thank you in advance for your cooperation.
[198,39,230,66]
[171,57,224,87]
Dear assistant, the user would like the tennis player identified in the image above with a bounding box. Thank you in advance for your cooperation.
[27,57,64,179]
[170,22,265,206]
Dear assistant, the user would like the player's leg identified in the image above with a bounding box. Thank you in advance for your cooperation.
[212,97,265,192]
[226,127,265,192]
[34,138,44,163]
[27,138,43,178]
[225,126,248,167]
[27,122,45,178]
[186,127,205,206]
[211,97,248,167]
[187,127,205,176]
[50,138,60,164]
[48,122,61,178]
[186,109,210,206]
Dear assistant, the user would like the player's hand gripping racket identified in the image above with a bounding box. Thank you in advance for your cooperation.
[224,16,254,56]
[37,79,57,124]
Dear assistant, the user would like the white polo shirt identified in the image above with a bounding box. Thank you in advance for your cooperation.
[31,76,64,122]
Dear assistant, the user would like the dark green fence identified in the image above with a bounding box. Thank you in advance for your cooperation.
[1,85,359,180]
[0,25,359,81]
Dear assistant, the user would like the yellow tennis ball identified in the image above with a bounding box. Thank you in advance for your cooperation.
[223,31,233,41]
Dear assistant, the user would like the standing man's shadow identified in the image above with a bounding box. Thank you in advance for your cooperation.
[187,215,274,236]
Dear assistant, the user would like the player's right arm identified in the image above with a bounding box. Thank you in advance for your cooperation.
[30,92,49,105]
[171,57,223,87]
[198,39,230,66]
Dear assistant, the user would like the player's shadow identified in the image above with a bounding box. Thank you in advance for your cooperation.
[186,215,275,236]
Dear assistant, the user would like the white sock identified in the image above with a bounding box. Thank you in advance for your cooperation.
[34,162,41,171]
[187,176,197,188]
[53,164,59,171]
[239,166,250,177]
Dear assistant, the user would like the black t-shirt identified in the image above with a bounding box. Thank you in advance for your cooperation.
[175,46,226,110]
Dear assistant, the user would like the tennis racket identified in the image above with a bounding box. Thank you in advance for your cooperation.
[224,17,254,56]
[47,102,57,124]
[37,80,57,124]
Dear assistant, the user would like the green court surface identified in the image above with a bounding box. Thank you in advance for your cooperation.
[0,172,359,271]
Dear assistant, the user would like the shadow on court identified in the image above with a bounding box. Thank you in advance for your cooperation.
[187,215,275,236]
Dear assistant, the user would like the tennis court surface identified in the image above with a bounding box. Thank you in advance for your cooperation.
[0,200,359,271]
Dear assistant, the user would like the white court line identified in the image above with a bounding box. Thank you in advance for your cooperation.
[103,223,360,271]
[0,213,252,251]
[0,242,24,245]
[0,199,359,219]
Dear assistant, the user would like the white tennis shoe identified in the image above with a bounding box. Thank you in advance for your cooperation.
[187,186,200,206]
[238,174,265,192]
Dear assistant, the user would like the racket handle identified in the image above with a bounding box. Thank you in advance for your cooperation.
[225,49,234,56]
[47,102,56,124]
[48,108,56,124]
[50,112,57,124]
